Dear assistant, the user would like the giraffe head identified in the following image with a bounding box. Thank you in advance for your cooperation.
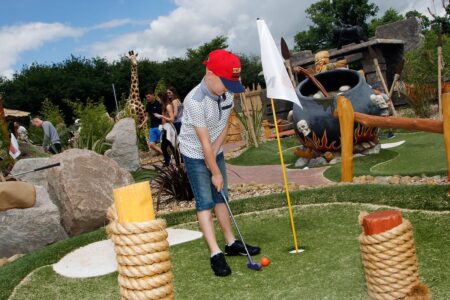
[127,50,138,66]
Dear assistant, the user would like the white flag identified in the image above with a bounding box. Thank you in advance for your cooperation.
[9,133,21,160]
[257,19,302,109]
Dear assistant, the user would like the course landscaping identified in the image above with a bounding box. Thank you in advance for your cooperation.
[1,184,449,299]
[324,132,447,181]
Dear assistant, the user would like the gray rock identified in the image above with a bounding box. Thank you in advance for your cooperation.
[375,17,424,52]
[308,157,327,167]
[47,149,134,236]
[10,158,50,188]
[374,176,389,184]
[361,144,381,155]
[329,157,341,165]
[105,118,140,172]
[294,157,309,168]
[353,153,365,158]
[0,186,67,257]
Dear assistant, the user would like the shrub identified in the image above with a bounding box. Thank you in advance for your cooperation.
[72,101,113,154]
[153,164,193,211]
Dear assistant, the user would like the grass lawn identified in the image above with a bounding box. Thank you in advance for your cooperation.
[9,204,450,300]
[1,184,449,299]
[227,136,299,166]
[324,132,447,181]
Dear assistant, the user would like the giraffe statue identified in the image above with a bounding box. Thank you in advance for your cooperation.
[125,50,148,137]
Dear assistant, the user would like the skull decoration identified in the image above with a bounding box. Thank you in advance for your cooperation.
[370,94,388,109]
[297,119,311,137]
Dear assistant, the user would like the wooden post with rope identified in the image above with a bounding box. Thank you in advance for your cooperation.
[359,210,430,299]
[107,182,174,300]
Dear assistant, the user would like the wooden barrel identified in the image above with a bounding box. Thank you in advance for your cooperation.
[226,110,242,142]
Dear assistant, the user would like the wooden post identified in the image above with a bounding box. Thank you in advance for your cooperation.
[113,182,155,223]
[336,96,354,182]
[442,93,450,195]
[438,45,443,119]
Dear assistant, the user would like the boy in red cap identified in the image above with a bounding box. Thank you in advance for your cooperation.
[179,49,261,276]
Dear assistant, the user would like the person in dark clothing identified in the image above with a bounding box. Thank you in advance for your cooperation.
[145,91,163,155]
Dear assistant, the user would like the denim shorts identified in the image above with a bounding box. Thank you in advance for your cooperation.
[183,152,228,211]
[149,127,161,143]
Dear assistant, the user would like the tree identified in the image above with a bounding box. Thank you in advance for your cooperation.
[294,0,378,52]
[367,8,404,37]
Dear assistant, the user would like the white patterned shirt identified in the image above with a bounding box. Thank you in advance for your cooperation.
[179,79,234,159]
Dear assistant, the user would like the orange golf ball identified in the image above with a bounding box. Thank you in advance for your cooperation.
[261,257,270,267]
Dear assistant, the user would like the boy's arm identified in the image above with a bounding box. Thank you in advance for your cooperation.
[195,127,223,191]
[42,123,50,146]
[212,120,230,155]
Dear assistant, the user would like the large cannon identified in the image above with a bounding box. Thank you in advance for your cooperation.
[292,69,382,152]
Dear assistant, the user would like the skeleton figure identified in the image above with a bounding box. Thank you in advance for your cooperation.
[297,119,311,137]
[370,94,389,109]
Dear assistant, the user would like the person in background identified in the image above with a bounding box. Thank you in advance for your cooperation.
[31,118,61,153]
[167,86,183,134]
[155,92,179,166]
[145,91,164,155]
[14,122,28,141]
[371,82,395,139]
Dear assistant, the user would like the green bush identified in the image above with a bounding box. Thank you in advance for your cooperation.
[73,101,113,154]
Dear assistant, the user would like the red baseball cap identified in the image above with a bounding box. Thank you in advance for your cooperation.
[203,49,245,93]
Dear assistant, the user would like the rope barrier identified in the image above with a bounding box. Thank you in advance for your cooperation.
[107,206,174,300]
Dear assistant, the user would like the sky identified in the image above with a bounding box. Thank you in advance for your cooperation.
[0,0,446,78]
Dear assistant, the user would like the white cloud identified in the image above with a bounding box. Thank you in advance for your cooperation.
[0,22,83,77]
[90,18,149,30]
[87,0,437,62]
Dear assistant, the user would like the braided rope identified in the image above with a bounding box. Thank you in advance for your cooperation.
[359,219,429,300]
[107,206,173,299]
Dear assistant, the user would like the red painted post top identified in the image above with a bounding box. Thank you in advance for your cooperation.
[362,210,403,235]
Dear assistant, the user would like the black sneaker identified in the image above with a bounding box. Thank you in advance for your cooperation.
[225,240,261,256]
[210,253,231,277]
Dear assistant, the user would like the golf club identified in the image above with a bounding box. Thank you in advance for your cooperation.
[220,190,262,271]
[10,162,61,177]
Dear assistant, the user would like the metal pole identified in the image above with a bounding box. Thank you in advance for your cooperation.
[112,83,119,114]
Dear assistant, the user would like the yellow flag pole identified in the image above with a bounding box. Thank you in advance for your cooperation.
[270,98,300,253]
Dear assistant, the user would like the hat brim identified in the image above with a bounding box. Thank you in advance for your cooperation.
[220,77,245,93]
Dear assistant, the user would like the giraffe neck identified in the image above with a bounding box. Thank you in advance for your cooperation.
[129,63,140,104]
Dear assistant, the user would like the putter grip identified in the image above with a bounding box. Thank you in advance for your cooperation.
[34,162,60,171]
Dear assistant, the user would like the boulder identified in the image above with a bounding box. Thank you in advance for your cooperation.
[105,118,140,171]
[10,158,50,188]
[47,149,134,236]
[308,157,327,168]
[0,186,67,257]
[294,157,309,168]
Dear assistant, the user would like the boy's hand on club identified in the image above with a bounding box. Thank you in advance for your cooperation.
[211,173,224,192]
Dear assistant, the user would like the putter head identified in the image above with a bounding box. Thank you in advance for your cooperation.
[247,262,262,271]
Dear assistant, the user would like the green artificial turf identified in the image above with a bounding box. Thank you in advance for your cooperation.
[227,136,299,166]
[324,132,448,181]
[9,204,450,300]
[1,184,449,299]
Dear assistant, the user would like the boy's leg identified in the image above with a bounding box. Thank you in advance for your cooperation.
[214,204,235,244]
[197,210,221,254]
